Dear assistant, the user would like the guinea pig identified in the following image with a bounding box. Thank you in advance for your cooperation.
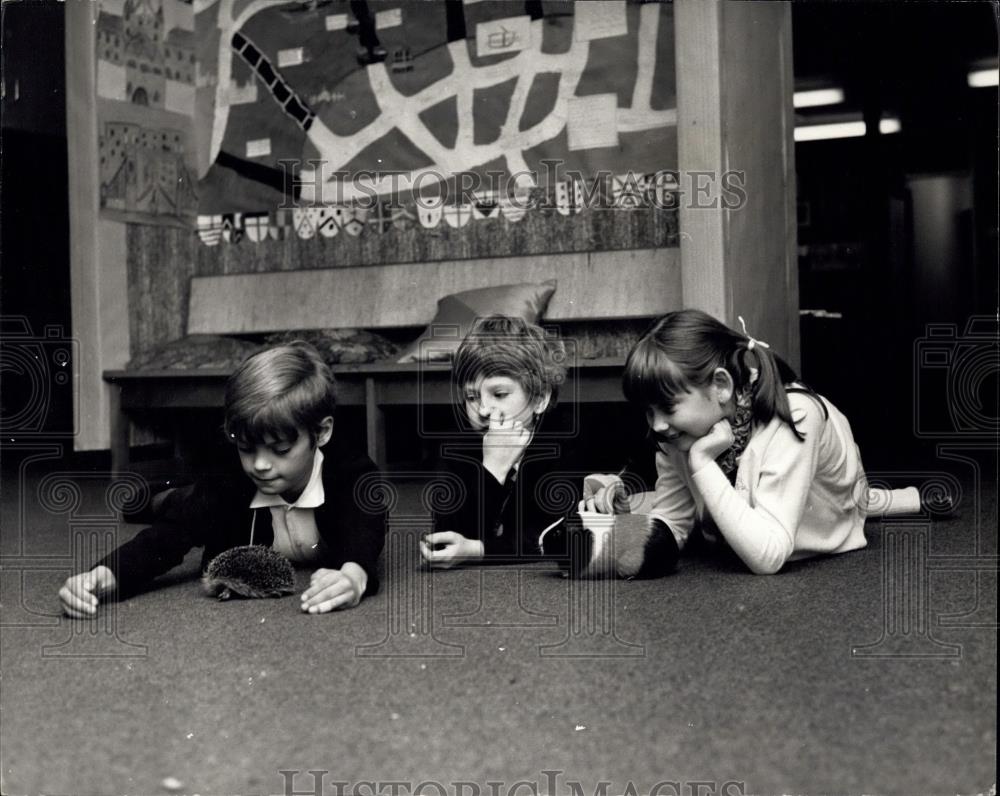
[539,512,679,579]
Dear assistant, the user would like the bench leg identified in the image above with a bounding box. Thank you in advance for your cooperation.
[364,377,386,468]
[108,384,129,474]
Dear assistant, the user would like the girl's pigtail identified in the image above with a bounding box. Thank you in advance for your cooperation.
[746,344,806,441]
[733,316,808,440]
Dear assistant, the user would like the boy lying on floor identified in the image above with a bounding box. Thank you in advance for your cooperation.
[59,342,385,617]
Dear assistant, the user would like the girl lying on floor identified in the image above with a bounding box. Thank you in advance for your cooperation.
[579,309,920,576]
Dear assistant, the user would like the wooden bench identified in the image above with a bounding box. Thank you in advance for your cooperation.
[103,247,681,471]
[104,357,631,470]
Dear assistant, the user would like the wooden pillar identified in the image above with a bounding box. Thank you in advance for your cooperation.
[65,1,132,453]
[675,0,800,369]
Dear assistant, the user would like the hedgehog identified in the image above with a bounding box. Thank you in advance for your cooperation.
[202,545,296,600]
[540,512,679,579]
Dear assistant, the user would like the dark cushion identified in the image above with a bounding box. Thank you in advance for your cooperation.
[264,328,399,365]
[126,328,399,372]
[126,334,262,371]
[396,280,557,363]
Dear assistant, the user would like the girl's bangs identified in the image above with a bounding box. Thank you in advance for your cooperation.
[622,338,690,409]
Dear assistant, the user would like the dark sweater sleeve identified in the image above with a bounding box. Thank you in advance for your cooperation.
[431,451,516,557]
[322,454,386,595]
[94,480,216,597]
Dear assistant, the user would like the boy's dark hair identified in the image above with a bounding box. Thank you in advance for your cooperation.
[453,315,566,407]
[224,341,336,446]
[623,309,813,440]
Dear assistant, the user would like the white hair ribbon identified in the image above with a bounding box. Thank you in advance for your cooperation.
[737,316,771,351]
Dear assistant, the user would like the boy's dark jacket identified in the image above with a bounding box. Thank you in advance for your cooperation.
[97,450,386,597]
[432,433,589,562]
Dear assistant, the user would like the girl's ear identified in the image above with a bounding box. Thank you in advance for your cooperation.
[711,368,735,405]
[532,388,552,416]
[315,416,334,447]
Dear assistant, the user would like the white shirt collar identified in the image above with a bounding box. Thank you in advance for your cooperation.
[249,448,325,510]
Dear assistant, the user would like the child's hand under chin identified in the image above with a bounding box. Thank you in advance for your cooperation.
[481,414,532,484]
[688,419,735,472]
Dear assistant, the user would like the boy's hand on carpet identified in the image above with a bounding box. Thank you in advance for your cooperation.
[301,565,365,613]
[59,565,117,618]
[482,413,531,483]
[420,531,484,568]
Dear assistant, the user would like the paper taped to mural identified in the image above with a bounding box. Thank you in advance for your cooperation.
[96,0,199,223]
[190,0,677,239]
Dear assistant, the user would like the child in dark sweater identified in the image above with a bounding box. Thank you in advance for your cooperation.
[59,342,385,616]
[421,315,573,567]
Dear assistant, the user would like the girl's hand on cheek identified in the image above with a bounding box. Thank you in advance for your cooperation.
[688,420,735,471]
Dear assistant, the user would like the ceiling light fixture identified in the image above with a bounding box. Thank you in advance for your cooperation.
[794,116,902,142]
[793,88,845,108]
[967,68,999,88]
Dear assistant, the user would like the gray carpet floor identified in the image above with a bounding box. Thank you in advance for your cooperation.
[1,452,996,796]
